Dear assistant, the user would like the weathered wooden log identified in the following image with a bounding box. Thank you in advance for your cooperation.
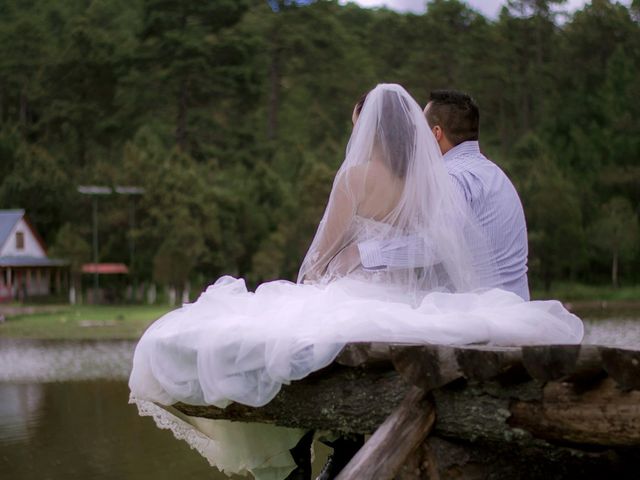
[175,365,410,434]
[336,387,435,480]
[393,440,440,480]
[391,345,462,390]
[410,435,635,479]
[173,340,640,474]
[509,377,640,447]
[174,370,640,449]
[435,377,640,447]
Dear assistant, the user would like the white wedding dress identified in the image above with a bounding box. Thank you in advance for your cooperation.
[129,85,583,480]
[129,221,582,479]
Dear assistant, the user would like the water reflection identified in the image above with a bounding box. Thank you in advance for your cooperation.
[0,381,242,480]
[0,384,44,444]
[575,306,640,348]
[583,318,640,348]
[0,339,135,383]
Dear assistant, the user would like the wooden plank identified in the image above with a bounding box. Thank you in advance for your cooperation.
[600,346,640,391]
[335,386,436,480]
[391,345,462,391]
[522,345,578,381]
[561,345,605,385]
[522,344,580,381]
[454,346,524,382]
[336,342,393,367]
[522,345,604,383]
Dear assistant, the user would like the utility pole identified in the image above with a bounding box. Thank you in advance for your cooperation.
[78,185,144,302]
[115,186,145,276]
[78,186,112,295]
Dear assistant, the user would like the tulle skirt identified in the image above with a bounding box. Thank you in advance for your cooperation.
[129,276,583,478]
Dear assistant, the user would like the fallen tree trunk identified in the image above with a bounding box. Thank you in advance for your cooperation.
[175,368,640,448]
[510,378,640,446]
[175,365,409,434]
[174,343,640,477]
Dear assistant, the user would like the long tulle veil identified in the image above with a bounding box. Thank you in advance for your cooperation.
[297,83,499,299]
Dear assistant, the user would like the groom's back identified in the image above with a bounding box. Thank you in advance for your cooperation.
[445,141,530,300]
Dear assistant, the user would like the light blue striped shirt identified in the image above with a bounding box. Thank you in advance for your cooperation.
[358,141,530,300]
[443,141,530,300]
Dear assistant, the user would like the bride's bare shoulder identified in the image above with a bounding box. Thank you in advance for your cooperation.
[337,163,367,193]
[337,162,398,204]
[342,162,391,183]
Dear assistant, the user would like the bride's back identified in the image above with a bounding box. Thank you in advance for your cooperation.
[353,159,404,222]
[299,83,494,294]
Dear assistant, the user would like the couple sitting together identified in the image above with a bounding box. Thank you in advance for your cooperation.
[129,84,583,480]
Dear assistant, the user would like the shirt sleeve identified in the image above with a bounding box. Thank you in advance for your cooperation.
[357,240,387,270]
[357,236,441,270]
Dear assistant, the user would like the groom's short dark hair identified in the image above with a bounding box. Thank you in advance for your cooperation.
[426,90,479,146]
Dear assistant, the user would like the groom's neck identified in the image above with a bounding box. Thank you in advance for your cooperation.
[438,137,455,155]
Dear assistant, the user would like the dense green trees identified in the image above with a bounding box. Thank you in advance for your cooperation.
[1,0,638,296]
[590,197,640,287]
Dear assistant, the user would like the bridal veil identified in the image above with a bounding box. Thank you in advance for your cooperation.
[298,83,499,298]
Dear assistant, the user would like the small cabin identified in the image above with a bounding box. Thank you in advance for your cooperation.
[0,210,69,302]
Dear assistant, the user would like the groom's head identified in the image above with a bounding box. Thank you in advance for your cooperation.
[424,90,479,154]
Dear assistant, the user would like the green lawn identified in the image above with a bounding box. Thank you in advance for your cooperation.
[0,304,173,340]
[2,282,639,341]
[531,283,640,302]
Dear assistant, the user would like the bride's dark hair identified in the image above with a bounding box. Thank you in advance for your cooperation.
[355,89,415,178]
[378,91,415,179]
[354,92,368,117]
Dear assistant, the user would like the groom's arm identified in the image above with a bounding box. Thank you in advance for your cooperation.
[356,172,471,271]
[356,239,386,270]
[356,235,440,271]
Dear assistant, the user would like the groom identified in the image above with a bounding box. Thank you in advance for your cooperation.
[313,90,531,480]
[358,89,530,300]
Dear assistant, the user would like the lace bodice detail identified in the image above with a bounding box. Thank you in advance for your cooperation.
[351,214,401,242]
[342,215,401,283]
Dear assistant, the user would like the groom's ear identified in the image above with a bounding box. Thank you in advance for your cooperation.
[424,102,441,140]
[432,125,443,142]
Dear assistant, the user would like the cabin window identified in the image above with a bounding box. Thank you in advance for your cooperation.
[16,231,25,250]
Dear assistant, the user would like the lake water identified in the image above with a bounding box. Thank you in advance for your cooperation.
[0,381,239,480]
[0,312,638,480]
[0,338,333,480]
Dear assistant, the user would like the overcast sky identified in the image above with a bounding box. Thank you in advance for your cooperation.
[338,1,621,18]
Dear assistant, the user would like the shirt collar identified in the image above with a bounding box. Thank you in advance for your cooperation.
[443,141,480,162]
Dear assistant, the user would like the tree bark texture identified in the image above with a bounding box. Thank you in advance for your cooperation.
[176,77,188,151]
[336,387,435,480]
[174,343,640,477]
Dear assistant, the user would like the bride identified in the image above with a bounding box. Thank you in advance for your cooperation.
[129,84,583,479]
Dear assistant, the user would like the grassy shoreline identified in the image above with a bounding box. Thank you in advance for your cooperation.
[0,304,172,340]
[531,283,640,302]
[1,283,639,340]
